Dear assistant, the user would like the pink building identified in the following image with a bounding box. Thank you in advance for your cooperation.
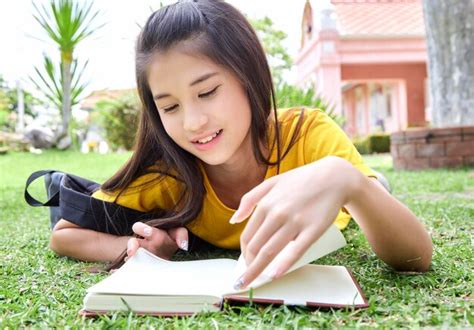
[295,0,429,137]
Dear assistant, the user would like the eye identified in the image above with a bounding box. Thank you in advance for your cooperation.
[199,85,220,98]
[162,104,178,113]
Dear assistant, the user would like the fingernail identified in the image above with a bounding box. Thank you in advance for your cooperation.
[233,277,245,290]
[124,256,129,262]
[127,249,132,256]
[180,240,188,251]
[143,226,152,237]
[229,213,238,224]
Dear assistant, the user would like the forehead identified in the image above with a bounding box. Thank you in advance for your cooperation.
[147,49,222,89]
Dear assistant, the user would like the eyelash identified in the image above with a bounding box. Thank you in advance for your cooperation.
[162,85,221,113]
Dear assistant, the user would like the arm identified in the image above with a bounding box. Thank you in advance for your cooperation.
[50,219,131,262]
[345,171,432,272]
[231,156,433,289]
[50,219,188,262]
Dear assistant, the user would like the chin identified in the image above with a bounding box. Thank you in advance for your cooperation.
[196,152,233,166]
[199,156,229,166]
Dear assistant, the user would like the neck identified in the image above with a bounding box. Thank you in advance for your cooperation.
[203,135,269,195]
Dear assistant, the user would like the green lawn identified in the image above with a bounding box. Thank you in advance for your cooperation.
[0,151,473,327]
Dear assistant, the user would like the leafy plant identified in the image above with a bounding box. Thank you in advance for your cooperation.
[30,0,102,143]
[30,55,88,111]
[96,92,140,151]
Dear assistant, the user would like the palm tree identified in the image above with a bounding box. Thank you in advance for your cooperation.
[31,55,88,116]
[32,0,101,142]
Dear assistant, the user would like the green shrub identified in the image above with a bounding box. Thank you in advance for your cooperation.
[96,92,140,150]
[353,133,391,154]
[369,134,391,153]
[353,137,371,155]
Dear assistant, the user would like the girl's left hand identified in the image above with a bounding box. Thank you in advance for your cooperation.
[230,156,361,289]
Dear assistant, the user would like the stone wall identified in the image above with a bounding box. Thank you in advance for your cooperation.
[390,127,474,170]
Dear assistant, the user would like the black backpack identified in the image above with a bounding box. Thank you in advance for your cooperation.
[24,170,208,250]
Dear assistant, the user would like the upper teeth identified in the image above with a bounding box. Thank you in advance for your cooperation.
[196,130,220,144]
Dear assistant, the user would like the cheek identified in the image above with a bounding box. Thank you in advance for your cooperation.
[161,117,184,143]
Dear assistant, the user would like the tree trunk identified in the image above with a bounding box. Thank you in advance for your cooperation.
[60,56,72,141]
[422,0,474,127]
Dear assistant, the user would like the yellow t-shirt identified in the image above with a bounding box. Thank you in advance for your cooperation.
[92,108,375,249]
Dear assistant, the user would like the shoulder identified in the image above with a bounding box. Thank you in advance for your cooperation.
[92,169,182,212]
[277,106,332,125]
[274,107,374,177]
[276,107,336,140]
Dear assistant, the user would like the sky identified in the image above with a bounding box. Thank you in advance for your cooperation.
[0,0,324,96]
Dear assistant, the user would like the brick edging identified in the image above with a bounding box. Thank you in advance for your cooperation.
[390,126,474,170]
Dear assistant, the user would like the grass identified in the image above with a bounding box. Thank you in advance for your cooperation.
[0,150,473,328]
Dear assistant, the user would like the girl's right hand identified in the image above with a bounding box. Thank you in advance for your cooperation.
[126,222,189,260]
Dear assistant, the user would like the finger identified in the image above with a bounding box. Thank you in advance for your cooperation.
[127,237,140,257]
[241,206,288,264]
[235,226,297,290]
[266,230,315,279]
[133,222,173,249]
[229,177,277,224]
[132,221,153,238]
[140,228,177,251]
[240,205,268,261]
[168,227,189,251]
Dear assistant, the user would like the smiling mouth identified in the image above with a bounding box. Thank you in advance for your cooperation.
[193,129,223,144]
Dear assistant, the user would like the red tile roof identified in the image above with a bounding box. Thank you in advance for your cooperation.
[331,0,425,38]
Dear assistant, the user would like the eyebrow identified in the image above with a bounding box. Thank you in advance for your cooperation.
[152,72,219,101]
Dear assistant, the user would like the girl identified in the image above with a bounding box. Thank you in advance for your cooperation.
[49,0,432,290]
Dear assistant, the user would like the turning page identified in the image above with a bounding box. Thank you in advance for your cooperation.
[228,224,347,293]
[87,249,237,298]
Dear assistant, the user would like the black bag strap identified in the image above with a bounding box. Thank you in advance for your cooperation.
[24,170,62,207]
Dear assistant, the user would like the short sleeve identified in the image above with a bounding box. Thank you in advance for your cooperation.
[303,109,376,178]
[300,109,376,230]
[92,172,181,212]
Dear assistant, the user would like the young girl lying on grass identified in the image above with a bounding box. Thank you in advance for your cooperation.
[49,0,432,290]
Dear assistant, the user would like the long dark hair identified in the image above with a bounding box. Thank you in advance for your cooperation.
[103,0,304,269]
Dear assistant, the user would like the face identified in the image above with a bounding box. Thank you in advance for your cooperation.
[147,47,253,167]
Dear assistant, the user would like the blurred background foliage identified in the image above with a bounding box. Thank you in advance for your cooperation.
[0,75,39,132]
[95,92,139,151]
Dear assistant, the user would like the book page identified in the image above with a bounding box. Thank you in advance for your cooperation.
[87,248,237,298]
[87,225,346,300]
[228,224,346,293]
[226,264,366,307]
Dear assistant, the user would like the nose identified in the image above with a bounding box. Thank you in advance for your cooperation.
[182,107,208,132]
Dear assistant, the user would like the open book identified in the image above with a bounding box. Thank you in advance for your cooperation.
[81,225,368,316]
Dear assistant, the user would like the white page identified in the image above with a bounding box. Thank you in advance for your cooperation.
[227,264,365,306]
[87,225,346,299]
[87,248,237,298]
[228,224,347,293]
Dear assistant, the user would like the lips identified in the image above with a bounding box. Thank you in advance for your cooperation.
[192,129,223,144]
